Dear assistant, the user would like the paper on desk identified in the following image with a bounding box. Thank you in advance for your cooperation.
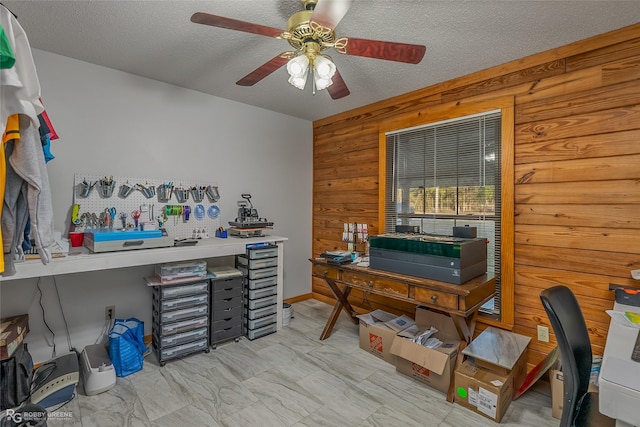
[606,310,640,329]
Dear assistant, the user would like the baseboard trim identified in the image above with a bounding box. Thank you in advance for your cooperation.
[284,293,313,304]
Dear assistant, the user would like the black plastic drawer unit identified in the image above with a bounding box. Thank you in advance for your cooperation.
[150,276,211,366]
[238,244,279,341]
[210,276,243,348]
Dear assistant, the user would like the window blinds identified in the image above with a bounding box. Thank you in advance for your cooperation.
[385,110,502,313]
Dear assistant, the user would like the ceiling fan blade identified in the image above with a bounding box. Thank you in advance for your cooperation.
[327,68,350,100]
[310,0,355,30]
[236,53,292,86]
[341,37,426,64]
[191,12,283,38]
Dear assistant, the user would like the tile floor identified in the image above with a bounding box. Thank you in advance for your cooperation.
[45,299,560,426]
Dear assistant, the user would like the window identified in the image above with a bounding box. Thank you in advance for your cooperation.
[379,98,514,325]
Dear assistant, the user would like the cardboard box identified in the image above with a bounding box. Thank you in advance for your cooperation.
[461,326,530,391]
[390,306,461,394]
[358,310,414,364]
[550,368,564,419]
[549,363,599,419]
[455,359,516,422]
[0,314,29,360]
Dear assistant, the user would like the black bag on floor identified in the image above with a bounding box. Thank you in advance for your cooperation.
[0,343,34,410]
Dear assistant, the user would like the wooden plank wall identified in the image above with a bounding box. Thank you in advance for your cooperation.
[312,23,640,368]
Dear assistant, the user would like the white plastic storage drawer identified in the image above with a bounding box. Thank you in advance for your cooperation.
[247,286,277,300]
[156,282,208,299]
[159,316,208,335]
[239,266,277,280]
[246,323,277,340]
[246,246,278,259]
[156,260,207,279]
[237,256,277,270]
[154,294,208,312]
[245,313,277,330]
[245,294,277,310]
[159,338,208,360]
[154,327,208,348]
[247,276,277,290]
[246,304,277,320]
[160,305,208,324]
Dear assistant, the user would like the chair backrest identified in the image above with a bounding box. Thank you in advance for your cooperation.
[540,285,592,427]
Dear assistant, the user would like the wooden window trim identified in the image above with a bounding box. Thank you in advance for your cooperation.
[378,96,515,329]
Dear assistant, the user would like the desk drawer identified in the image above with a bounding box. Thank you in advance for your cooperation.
[312,264,339,280]
[342,272,409,298]
[414,288,458,310]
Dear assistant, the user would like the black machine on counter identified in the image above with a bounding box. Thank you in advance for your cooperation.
[228,194,273,238]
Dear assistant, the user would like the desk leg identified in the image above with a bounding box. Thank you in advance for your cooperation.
[451,311,478,344]
[446,312,478,402]
[320,278,358,340]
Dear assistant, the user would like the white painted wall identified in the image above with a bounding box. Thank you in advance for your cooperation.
[1,50,313,363]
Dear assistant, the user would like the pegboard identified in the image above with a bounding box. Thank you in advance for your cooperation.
[73,173,222,239]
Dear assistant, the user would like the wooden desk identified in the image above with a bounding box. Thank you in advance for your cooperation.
[310,258,496,343]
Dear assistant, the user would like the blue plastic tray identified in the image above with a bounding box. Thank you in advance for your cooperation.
[86,229,162,242]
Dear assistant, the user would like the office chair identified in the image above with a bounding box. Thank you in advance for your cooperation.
[540,285,615,427]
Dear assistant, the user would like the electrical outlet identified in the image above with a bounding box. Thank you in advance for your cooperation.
[537,325,549,342]
[105,305,115,321]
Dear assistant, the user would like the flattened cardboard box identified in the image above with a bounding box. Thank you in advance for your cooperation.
[550,369,563,419]
[0,314,29,360]
[390,306,461,394]
[550,366,597,420]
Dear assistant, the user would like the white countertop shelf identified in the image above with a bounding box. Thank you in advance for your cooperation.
[1,235,287,282]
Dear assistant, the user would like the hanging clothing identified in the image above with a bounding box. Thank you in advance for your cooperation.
[0,5,43,136]
[0,25,15,69]
[1,114,20,273]
[2,115,54,275]
[1,5,53,275]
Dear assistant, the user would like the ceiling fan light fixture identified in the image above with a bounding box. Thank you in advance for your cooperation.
[314,55,336,79]
[313,74,333,91]
[288,66,309,90]
[286,54,310,77]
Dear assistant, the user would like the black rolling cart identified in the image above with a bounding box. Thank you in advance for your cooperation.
[149,276,211,366]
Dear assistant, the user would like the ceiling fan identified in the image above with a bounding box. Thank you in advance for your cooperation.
[191,0,426,100]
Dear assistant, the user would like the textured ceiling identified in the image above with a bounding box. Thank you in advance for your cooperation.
[4,1,640,122]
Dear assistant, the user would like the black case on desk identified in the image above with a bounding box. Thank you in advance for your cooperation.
[152,280,210,366]
[236,245,279,340]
